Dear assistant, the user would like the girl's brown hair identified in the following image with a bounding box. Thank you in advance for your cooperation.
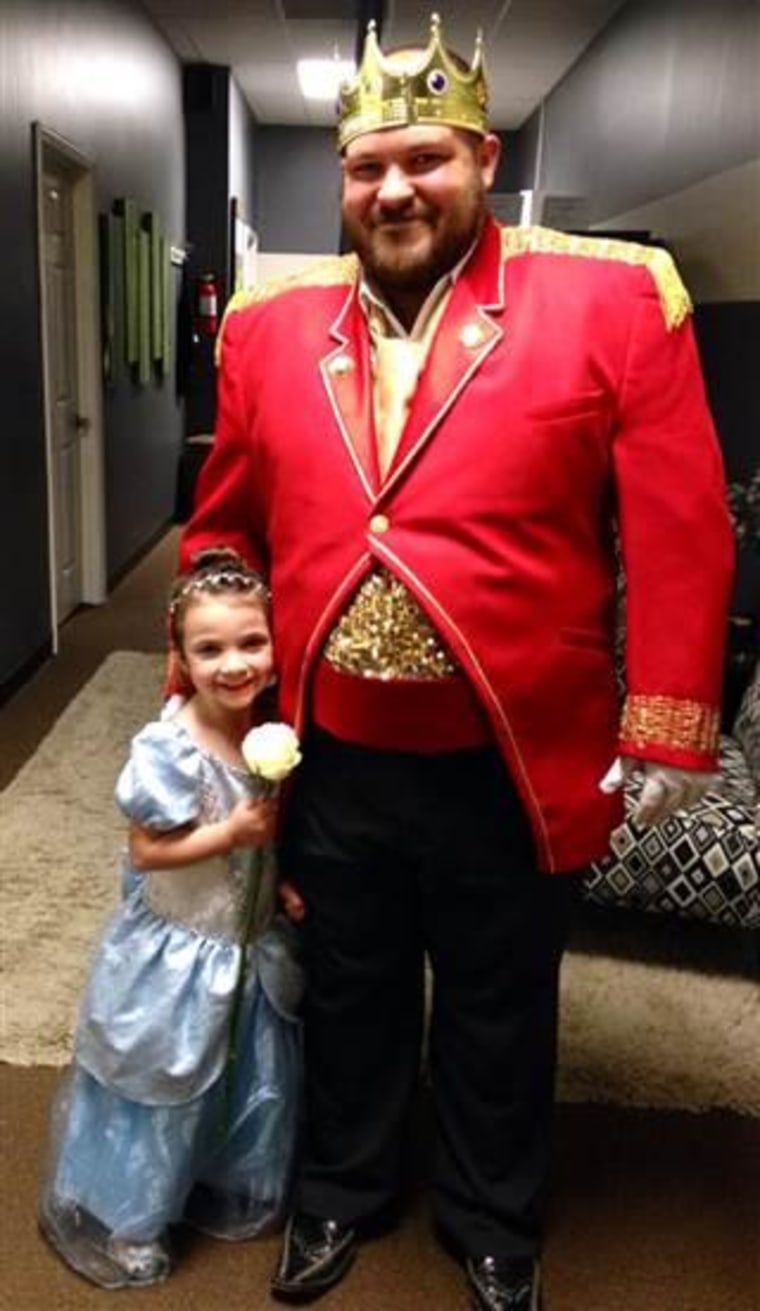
[168,548,269,653]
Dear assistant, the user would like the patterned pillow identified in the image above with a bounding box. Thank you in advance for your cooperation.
[584,727,759,930]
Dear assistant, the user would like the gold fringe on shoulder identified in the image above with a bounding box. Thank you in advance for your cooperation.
[215,253,360,363]
[620,693,720,757]
[501,225,692,330]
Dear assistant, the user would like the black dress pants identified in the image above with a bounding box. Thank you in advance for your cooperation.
[280,728,580,1260]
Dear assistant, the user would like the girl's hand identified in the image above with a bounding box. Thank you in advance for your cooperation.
[225,796,277,850]
[278,880,306,923]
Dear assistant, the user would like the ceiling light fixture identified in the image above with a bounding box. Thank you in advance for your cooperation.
[297,58,355,101]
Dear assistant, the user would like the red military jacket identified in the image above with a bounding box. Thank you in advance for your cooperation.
[181,217,733,872]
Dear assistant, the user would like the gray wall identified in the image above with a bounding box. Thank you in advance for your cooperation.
[0,0,185,691]
[182,64,232,437]
[523,0,759,226]
[255,128,341,254]
[182,66,258,436]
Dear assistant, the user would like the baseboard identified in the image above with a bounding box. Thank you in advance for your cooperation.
[0,638,53,708]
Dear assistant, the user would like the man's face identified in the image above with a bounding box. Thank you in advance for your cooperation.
[341,125,500,296]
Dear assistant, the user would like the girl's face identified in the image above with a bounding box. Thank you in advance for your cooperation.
[179,591,273,720]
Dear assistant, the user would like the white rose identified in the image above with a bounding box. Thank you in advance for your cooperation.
[242,722,302,783]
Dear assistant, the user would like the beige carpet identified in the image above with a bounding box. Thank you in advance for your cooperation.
[1,652,165,1065]
[2,651,758,1116]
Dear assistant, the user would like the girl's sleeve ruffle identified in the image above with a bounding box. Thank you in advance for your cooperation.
[114,721,201,830]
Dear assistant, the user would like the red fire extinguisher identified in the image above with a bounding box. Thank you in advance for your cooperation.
[195,273,219,337]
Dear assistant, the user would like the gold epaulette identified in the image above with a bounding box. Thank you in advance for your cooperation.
[216,253,360,363]
[501,225,692,331]
[620,693,720,757]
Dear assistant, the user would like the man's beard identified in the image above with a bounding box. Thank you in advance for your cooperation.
[343,180,487,296]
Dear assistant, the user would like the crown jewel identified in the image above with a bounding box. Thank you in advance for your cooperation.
[337,12,489,151]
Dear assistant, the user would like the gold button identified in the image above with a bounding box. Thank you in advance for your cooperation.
[369,513,390,534]
[329,353,353,376]
[460,322,485,349]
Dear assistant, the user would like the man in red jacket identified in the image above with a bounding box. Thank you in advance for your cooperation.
[181,16,733,1310]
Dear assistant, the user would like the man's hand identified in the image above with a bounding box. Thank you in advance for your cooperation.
[599,756,717,826]
[278,880,306,923]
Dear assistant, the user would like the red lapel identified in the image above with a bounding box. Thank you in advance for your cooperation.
[320,286,380,500]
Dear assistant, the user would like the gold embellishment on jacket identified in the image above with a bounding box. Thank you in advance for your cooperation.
[215,254,360,363]
[501,225,692,330]
[323,568,457,679]
[620,694,720,756]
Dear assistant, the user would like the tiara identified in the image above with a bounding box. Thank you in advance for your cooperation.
[169,567,270,617]
[337,12,489,151]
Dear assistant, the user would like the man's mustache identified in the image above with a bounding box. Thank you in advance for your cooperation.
[371,205,434,228]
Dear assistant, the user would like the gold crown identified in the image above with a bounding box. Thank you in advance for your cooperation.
[337,12,489,151]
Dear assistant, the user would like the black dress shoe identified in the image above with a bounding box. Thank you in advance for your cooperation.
[465,1255,542,1311]
[271,1212,357,1303]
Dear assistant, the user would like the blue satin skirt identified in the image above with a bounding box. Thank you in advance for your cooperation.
[40,976,301,1283]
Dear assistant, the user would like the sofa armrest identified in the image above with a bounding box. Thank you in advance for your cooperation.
[733,660,760,782]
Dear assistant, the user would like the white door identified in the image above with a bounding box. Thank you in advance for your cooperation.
[42,166,83,623]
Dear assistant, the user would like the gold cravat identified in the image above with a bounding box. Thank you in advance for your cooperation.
[366,283,449,479]
[372,337,426,478]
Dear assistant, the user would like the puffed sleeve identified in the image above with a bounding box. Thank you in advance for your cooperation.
[114,721,202,830]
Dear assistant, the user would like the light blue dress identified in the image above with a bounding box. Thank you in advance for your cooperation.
[39,717,303,1286]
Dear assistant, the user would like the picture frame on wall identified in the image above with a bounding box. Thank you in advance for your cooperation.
[142,210,163,365]
[114,197,139,366]
[103,198,174,386]
[137,225,151,385]
[160,234,171,379]
[98,209,127,385]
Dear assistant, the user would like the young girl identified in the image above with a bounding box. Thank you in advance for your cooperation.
[39,549,303,1289]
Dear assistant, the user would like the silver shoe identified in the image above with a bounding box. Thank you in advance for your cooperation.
[105,1236,172,1284]
[39,1194,172,1289]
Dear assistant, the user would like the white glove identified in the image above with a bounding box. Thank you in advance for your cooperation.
[599,756,717,827]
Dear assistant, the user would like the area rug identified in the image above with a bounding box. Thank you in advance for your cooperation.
[1,652,758,1115]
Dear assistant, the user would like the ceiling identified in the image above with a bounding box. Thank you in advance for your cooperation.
[137,0,627,131]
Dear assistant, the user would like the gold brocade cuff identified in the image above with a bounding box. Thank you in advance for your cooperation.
[620,693,720,757]
[323,568,457,680]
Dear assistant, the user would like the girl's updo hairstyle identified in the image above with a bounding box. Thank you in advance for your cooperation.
[168,547,269,653]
